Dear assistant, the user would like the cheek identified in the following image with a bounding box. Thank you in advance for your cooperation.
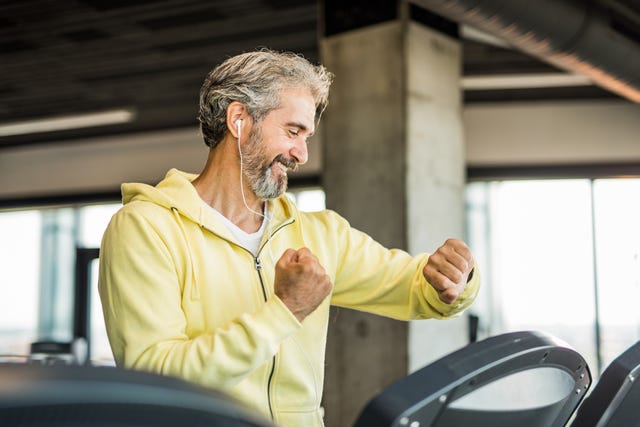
[256,125,290,158]
[264,138,289,159]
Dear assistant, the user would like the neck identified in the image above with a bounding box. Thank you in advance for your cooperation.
[192,140,265,233]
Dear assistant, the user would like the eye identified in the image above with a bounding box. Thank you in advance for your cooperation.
[288,129,299,138]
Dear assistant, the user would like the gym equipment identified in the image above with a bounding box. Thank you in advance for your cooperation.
[6,330,640,427]
[354,330,591,427]
[0,363,273,427]
[571,340,640,427]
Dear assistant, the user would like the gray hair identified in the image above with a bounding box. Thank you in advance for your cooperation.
[198,49,334,148]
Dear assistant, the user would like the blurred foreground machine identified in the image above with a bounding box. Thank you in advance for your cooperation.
[0,363,274,427]
[1,330,639,426]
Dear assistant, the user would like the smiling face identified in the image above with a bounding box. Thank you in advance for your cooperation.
[241,87,316,200]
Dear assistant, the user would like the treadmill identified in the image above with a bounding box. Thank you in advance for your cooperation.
[571,339,640,427]
[354,330,592,427]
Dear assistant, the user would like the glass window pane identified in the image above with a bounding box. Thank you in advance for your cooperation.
[287,188,326,212]
[78,203,121,248]
[0,210,41,358]
[295,189,325,212]
[486,180,597,370]
[593,178,640,369]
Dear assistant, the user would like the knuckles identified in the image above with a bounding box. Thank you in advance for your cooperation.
[424,238,474,304]
[452,270,464,283]
[439,290,458,304]
[426,272,448,292]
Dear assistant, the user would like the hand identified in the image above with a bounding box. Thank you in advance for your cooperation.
[274,247,333,322]
[423,238,475,304]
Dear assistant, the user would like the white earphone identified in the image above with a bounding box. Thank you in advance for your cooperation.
[236,117,264,220]
[234,116,317,403]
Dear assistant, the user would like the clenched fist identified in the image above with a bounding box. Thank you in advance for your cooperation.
[423,238,475,304]
[274,247,333,322]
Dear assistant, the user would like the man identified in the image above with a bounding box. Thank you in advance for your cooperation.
[98,49,479,427]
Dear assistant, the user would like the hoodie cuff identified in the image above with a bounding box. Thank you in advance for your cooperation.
[425,264,480,317]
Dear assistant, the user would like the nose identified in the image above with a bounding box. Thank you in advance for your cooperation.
[290,137,308,165]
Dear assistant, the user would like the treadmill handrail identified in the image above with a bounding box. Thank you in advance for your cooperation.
[354,330,591,427]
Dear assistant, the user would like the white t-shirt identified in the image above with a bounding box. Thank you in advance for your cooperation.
[206,204,268,256]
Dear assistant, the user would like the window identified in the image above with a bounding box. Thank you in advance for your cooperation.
[0,210,41,360]
[0,203,120,364]
[592,179,640,368]
[466,178,640,375]
[287,187,326,212]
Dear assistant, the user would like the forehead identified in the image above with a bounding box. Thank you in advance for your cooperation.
[269,87,316,129]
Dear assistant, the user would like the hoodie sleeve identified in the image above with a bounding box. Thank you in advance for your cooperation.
[323,211,480,320]
[98,205,301,389]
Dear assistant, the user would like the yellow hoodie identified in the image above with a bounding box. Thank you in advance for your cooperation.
[98,169,479,427]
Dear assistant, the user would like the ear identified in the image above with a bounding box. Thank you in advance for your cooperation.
[226,101,248,139]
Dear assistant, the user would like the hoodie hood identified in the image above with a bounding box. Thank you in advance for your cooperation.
[122,169,202,223]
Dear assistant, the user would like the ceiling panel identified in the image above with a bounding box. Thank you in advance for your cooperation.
[0,0,625,149]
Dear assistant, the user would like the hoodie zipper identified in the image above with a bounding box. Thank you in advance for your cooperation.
[254,256,276,420]
[254,257,268,300]
[193,215,295,422]
[253,218,295,422]
[177,201,296,421]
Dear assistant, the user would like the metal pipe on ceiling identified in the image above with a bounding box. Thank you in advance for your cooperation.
[412,0,640,103]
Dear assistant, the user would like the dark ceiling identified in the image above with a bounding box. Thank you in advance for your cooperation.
[0,0,631,149]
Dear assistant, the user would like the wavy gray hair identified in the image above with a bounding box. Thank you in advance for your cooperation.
[198,49,334,148]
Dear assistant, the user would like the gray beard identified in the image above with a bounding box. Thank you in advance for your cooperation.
[242,128,288,200]
[250,165,286,200]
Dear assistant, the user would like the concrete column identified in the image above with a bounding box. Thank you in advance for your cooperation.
[404,19,470,374]
[320,3,467,426]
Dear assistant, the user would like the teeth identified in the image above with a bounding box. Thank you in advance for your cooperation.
[277,162,288,173]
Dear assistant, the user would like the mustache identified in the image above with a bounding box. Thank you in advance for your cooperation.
[271,154,298,172]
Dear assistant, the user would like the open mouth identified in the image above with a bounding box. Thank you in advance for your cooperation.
[276,162,289,173]
[272,155,297,174]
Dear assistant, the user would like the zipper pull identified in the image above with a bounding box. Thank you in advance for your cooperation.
[254,257,262,271]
